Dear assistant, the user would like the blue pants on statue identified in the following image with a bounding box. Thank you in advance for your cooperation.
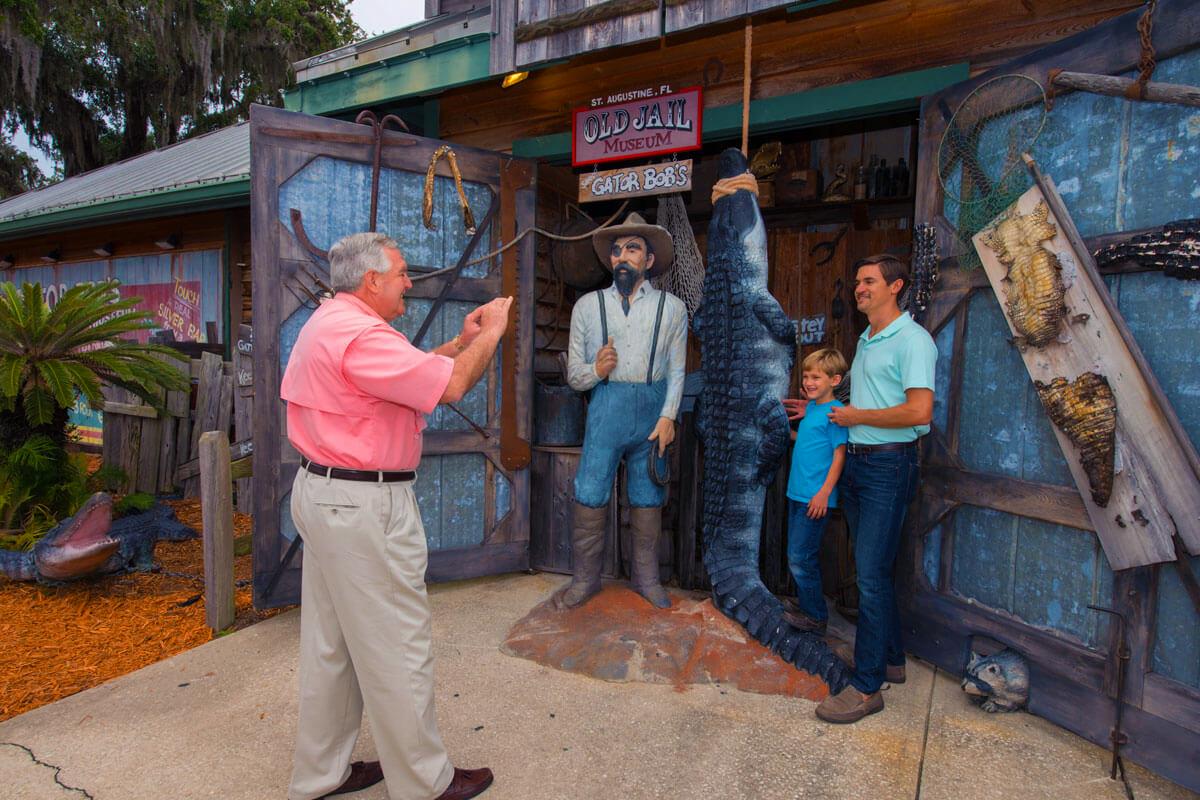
[574,379,668,509]
[839,444,920,694]
[786,500,831,623]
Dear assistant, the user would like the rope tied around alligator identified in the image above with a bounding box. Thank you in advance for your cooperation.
[710,172,759,205]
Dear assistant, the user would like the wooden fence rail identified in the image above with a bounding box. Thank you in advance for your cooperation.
[99,333,254,512]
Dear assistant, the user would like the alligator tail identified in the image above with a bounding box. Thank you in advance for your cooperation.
[704,542,852,693]
[0,547,38,582]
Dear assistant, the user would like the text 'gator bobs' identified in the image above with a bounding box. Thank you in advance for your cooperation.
[695,148,851,693]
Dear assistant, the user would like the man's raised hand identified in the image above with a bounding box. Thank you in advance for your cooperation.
[458,305,485,347]
[595,336,618,379]
[479,296,513,337]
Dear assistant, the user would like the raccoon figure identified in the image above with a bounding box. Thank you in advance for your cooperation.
[961,649,1030,712]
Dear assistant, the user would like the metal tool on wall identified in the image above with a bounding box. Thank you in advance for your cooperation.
[1088,604,1134,798]
[809,225,848,267]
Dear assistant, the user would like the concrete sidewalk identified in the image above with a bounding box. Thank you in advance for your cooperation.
[0,573,1194,800]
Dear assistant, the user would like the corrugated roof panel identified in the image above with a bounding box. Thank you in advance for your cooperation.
[0,123,250,224]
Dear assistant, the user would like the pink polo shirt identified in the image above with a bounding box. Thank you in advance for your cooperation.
[281,294,454,471]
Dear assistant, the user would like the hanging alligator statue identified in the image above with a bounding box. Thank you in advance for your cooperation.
[694,147,851,693]
[0,492,198,583]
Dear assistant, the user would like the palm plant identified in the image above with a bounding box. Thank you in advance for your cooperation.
[0,280,191,542]
[0,279,190,452]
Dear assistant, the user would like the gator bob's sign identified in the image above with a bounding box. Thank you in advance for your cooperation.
[572,85,702,167]
[578,160,693,203]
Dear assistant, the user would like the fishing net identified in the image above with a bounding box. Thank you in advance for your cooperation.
[938,74,1047,269]
[653,192,705,319]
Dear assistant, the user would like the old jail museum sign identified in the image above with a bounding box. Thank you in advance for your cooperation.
[572,86,703,167]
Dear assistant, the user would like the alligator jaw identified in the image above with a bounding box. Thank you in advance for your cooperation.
[33,493,119,581]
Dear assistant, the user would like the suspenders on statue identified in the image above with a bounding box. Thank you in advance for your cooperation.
[645,289,667,384]
[597,291,609,385]
[597,287,667,385]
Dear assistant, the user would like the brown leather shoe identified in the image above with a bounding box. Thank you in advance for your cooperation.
[317,761,383,798]
[781,608,827,636]
[815,686,884,724]
[830,639,906,684]
[436,767,494,800]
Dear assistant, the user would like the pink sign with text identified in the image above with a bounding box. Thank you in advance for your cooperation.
[572,86,703,167]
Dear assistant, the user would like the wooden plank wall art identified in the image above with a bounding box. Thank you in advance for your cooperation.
[973,172,1200,570]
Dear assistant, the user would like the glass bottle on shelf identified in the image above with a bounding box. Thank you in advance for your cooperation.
[853,165,867,200]
[875,158,890,198]
[866,154,880,199]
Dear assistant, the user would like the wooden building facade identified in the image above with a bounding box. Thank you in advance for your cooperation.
[2,0,1196,789]
[306,0,1194,788]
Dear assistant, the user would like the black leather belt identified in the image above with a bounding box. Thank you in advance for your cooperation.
[846,441,917,455]
[301,457,416,483]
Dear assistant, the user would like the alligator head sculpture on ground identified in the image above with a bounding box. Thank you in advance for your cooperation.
[694,147,851,693]
[0,492,198,583]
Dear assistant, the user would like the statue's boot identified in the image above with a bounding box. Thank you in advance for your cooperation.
[553,502,607,610]
[630,506,671,609]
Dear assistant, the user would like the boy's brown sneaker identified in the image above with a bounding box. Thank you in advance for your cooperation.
[830,639,906,684]
[816,686,884,723]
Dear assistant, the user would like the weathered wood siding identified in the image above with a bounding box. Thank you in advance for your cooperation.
[512,0,662,71]
[449,0,1138,152]
[665,0,791,34]
[908,3,1200,787]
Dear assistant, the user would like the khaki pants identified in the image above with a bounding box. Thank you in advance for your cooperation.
[288,469,455,800]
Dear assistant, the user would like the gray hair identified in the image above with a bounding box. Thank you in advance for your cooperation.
[328,232,402,292]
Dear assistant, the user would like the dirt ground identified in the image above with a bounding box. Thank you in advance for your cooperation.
[0,499,288,722]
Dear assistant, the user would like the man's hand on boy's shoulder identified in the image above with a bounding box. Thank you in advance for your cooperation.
[783,397,807,421]
[828,403,862,427]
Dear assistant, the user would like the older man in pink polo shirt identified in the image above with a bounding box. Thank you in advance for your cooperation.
[281,231,510,800]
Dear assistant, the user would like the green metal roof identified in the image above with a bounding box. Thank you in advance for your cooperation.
[0,123,250,240]
[285,10,493,117]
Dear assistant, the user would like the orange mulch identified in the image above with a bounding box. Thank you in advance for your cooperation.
[0,499,293,723]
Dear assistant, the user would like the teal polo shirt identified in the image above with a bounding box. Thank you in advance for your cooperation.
[848,312,938,445]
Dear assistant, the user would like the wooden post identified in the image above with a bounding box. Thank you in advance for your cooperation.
[741,19,752,157]
[199,430,235,633]
[1050,71,1200,109]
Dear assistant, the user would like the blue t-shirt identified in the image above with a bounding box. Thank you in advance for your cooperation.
[786,399,849,506]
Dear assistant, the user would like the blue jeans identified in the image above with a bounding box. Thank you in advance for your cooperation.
[839,445,920,694]
[574,379,668,508]
[786,500,831,623]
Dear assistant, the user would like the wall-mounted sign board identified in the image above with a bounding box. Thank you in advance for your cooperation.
[578,160,693,203]
[973,179,1200,570]
[799,313,827,345]
[572,86,702,167]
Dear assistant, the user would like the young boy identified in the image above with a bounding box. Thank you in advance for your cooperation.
[782,348,849,635]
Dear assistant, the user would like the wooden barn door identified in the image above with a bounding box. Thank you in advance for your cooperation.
[903,1,1200,791]
[249,105,535,609]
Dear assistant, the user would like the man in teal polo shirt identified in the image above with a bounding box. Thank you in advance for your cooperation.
[814,253,936,723]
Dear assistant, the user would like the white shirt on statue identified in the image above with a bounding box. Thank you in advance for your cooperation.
[566,281,688,421]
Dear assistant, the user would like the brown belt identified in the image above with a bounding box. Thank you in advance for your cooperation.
[301,457,415,483]
[846,441,916,455]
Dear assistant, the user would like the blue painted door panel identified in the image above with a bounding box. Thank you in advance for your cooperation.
[250,105,533,608]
